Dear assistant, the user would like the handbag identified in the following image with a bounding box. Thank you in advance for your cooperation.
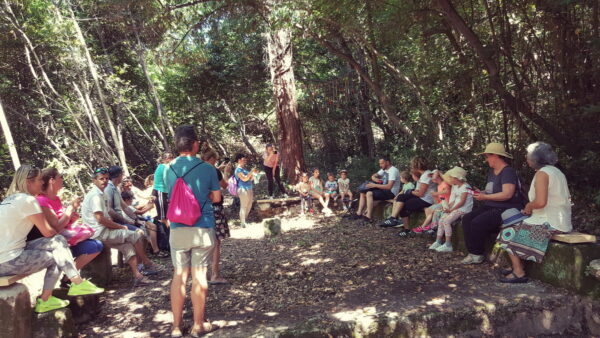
[60,223,95,246]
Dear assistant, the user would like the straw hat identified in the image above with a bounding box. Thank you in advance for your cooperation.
[478,142,513,159]
[445,166,467,181]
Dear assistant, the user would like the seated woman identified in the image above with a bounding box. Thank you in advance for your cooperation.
[461,143,524,264]
[379,156,436,237]
[27,168,104,273]
[497,142,572,283]
[0,165,104,313]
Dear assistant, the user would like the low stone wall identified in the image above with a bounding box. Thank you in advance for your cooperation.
[0,283,32,338]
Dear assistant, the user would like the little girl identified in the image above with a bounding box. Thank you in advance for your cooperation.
[337,170,352,211]
[429,167,473,252]
[413,170,450,233]
[296,173,312,215]
[308,168,330,214]
[324,172,338,207]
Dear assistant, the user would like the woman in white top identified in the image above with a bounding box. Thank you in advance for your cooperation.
[0,165,103,313]
[498,142,572,283]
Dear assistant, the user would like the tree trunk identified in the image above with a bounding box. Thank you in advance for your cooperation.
[65,1,130,174]
[221,99,258,157]
[0,98,20,170]
[434,0,574,153]
[266,24,305,183]
[134,29,173,149]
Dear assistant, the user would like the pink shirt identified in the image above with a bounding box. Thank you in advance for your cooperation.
[36,194,73,226]
[435,182,451,204]
[263,152,279,168]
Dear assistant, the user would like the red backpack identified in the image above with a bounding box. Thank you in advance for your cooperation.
[167,162,203,226]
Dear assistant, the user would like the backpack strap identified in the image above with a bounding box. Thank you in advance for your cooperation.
[170,161,203,179]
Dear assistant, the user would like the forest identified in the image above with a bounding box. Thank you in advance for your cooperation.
[1,0,599,234]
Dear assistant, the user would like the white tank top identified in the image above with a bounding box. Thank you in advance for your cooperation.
[526,166,572,232]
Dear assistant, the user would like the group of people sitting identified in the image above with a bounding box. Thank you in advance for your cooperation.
[341,142,572,283]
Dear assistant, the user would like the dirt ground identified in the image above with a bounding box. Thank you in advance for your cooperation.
[79,210,572,337]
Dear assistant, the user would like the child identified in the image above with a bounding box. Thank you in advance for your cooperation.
[412,170,451,233]
[324,172,338,207]
[337,170,353,211]
[399,170,415,194]
[429,167,473,252]
[121,191,162,256]
[308,168,331,214]
[295,173,312,215]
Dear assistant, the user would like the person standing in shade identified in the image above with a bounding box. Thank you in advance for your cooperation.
[263,144,287,199]
[153,152,174,226]
[164,126,221,337]
[235,153,257,228]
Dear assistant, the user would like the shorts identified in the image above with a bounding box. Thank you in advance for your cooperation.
[371,189,395,201]
[395,193,431,217]
[153,189,169,220]
[94,227,142,262]
[170,227,215,269]
[324,191,337,195]
[70,239,103,257]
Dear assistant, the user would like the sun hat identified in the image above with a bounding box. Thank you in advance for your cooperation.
[501,208,528,227]
[478,142,513,159]
[445,166,467,181]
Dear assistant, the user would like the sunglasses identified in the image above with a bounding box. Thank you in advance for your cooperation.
[94,167,108,174]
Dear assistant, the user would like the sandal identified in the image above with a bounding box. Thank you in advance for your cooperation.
[171,327,183,338]
[500,268,513,276]
[499,273,529,284]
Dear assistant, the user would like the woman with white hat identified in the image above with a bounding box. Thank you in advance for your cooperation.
[461,143,525,264]
[429,166,474,253]
[496,142,572,283]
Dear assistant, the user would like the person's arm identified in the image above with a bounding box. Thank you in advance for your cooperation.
[27,213,58,237]
[523,171,549,215]
[236,169,255,182]
[475,183,516,202]
[40,206,74,232]
[448,192,468,212]
[412,182,429,197]
[95,211,128,230]
[133,199,155,214]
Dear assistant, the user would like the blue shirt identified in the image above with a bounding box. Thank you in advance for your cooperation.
[164,156,220,229]
[234,166,254,190]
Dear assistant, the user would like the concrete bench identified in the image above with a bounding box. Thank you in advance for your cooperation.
[0,274,28,287]
[371,199,426,228]
[451,222,600,298]
[256,197,301,219]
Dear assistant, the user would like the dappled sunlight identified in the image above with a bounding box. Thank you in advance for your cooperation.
[300,257,333,266]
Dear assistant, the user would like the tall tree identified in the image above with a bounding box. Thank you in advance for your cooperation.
[0,97,20,170]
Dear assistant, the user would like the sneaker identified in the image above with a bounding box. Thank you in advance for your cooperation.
[282,194,289,198]
[342,205,348,211]
[461,254,484,264]
[412,225,431,233]
[348,214,362,220]
[428,241,442,250]
[379,217,402,228]
[68,279,104,296]
[435,242,453,252]
[34,296,70,313]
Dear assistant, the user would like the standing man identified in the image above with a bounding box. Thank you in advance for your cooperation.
[349,156,401,223]
[164,126,221,337]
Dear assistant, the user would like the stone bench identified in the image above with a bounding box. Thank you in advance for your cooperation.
[451,222,600,298]
[371,199,426,228]
[256,197,300,219]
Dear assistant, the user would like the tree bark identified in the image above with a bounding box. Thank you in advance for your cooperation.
[434,0,574,152]
[0,97,21,170]
[266,22,305,183]
[65,1,130,174]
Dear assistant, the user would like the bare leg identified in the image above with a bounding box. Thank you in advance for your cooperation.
[210,240,227,282]
[127,255,143,279]
[391,201,404,218]
[145,222,160,253]
[356,193,366,215]
[365,191,374,219]
[41,289,53,301]
[190,266,209,331]
[420,207,434,227]
[133,238,154,267]
[74,252,100,270]
[171,268,190,330]
[509,253,525,276]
